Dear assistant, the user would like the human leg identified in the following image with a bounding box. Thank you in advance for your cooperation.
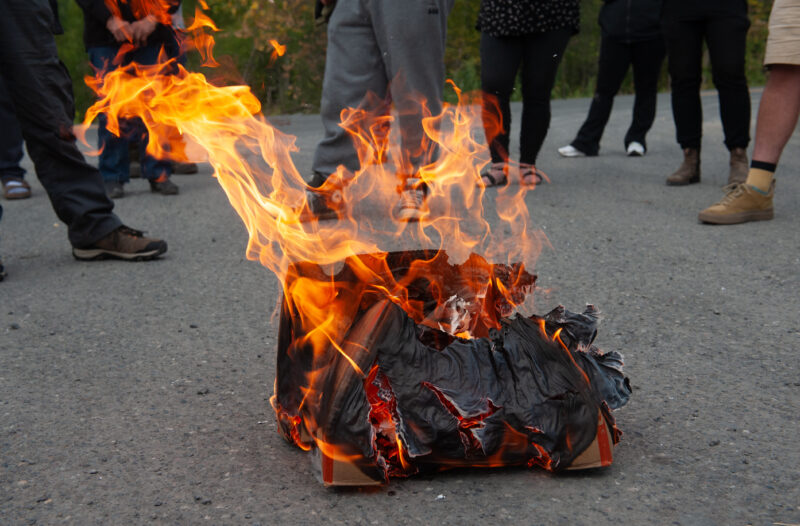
[124,46,176,194]
[311,0,391,180]
[0,76,29,199]
[662,17,704,184]
[0,3,122,247]
[706,13,751,152]
[0,0,164,259]
[751,65,800,170]
[570,36,631,156]
[625,37,666,152]
[706,12,751,184]
[372,0,453,171]
[697,65,800,224]
[88,47,131,195]
[518,28,572,166]
[480,33,522,169]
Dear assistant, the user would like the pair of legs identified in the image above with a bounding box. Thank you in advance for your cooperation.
[88,46,174,189]
[312,0,452,179]
[307,0,453,221]
[479,28,572,182]
[569,35,665,156]
[663,12,751,152]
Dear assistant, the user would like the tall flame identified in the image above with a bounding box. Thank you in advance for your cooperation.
[78,4,559,478]
[79,10,547,305]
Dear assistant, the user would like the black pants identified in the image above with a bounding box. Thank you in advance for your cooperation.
[571,35,666,156]
[0,0,120,248]
[0,77,26,183]
[480,29,572,165]
[662,10,751,150]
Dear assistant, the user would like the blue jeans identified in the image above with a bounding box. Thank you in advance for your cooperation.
[88,46,172,183]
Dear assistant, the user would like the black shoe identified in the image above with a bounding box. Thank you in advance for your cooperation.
[72,226,167,261]
[297,173,344,222]
[0,257,6,281]
[104,181,125,199]
[149,178,179,195]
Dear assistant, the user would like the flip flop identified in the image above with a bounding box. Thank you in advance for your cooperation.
[520,166,546,186]
[479,171,508,187]
[2,179,31,200]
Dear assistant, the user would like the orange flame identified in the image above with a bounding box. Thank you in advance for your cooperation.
[269,39,286,63]
[80,5,555,476]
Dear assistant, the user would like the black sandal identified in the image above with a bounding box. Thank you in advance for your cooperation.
[479,171,508,187]
[520,166,546,186]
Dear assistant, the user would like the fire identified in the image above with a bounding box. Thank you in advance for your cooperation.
[269,39,286,63]
[80,5,628,485]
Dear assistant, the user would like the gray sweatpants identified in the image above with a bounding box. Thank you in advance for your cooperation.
[311,0,454,181]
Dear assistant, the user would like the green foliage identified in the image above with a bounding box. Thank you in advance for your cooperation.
[55,0,95,120]
[54,0,775,118]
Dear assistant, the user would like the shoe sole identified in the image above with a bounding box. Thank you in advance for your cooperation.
[395,207,428,222]
[297,208,340,222]
[558,151,585,158]
[666,176,700,186]
[72,245,167,261]
[698,209,773,225]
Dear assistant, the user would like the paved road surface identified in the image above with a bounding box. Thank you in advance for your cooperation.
[2,91,799,525]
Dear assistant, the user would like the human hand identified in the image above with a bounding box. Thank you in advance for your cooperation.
[106,16,132,43]
[130,15,158,47]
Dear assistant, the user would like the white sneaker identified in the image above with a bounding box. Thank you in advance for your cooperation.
[558,144,586,158]
[394,178,428,222]
[626,142,645,157]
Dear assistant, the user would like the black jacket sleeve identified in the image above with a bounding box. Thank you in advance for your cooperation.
[75,0,112,24]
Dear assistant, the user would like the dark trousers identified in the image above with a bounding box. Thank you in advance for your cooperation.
[0,0,120,248]
[662,11,751,150]
[88,46,172,184]
[0,77,26,183]
[571,35,666,156]
[480,29,572,165]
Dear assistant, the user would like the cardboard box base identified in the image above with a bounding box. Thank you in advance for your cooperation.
[566,411,614,470]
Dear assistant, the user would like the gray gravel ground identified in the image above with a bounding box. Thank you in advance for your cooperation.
[1,91,799,526]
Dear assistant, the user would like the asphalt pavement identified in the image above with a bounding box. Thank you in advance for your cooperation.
[1,90,799,526]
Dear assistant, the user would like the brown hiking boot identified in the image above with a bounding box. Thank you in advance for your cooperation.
[666,148,700,185]
[728,147,748,184]
[72,226,168,261]
[667,148,700,186]
[698,181,775,225]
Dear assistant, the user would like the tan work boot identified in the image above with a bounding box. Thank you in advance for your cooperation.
[698,181,775,224]
[666,148,700,185]
[728,147,748,184]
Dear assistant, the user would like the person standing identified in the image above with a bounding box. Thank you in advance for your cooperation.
[662,0,751,186]
[0,0,167,275]
[477,0,580,188]
[698,0,800,224]
[302,0,455,222]
[77,0,180,198]
[558,0,665,158]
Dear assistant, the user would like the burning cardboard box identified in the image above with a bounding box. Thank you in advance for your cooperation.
[272,251,630,486]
